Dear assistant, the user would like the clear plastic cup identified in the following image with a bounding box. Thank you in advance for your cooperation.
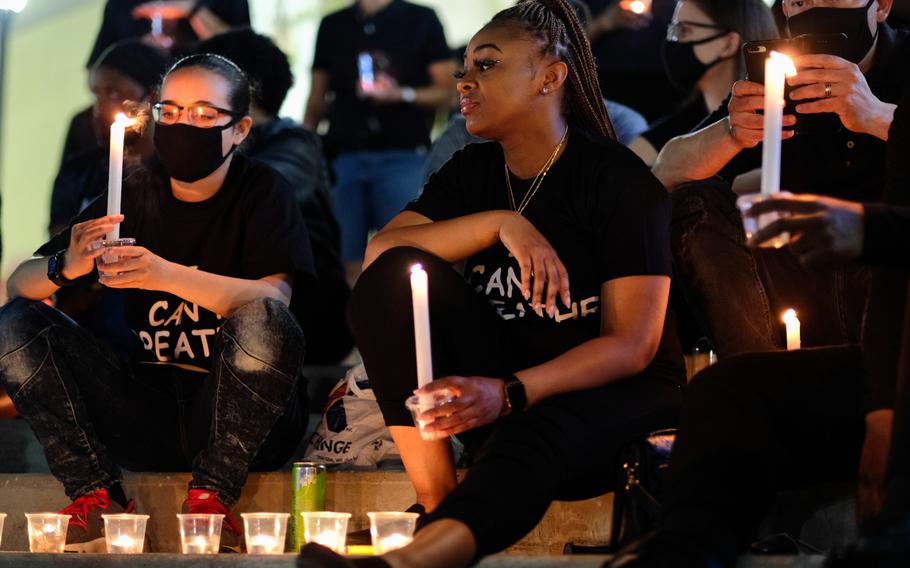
[405,388,456,441]
[93,238,137,275]
[300,512,351,554]
[736,192,792,249]
[242,513,289,555]
[25,513,70,553]
[103,514,148,554]
[368,512,418,554]
[177,514,223,554]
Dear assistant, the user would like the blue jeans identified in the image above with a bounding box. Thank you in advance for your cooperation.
[332,150,425,262]
[0,298,307,506]
[670,179,869,357]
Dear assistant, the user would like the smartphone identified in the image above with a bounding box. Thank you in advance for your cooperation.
[358,52,375,93]
[743,33,848,134]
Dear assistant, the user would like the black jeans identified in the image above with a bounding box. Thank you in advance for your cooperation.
[0,297,308,506]
[349,247,683,556]
[661,347,866,563]
[671,179,869,357]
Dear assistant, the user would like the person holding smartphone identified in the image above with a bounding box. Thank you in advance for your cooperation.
[654,0,910,358]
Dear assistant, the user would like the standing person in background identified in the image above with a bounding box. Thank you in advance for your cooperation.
[194,29,355,364]
[585,0,684,121]
[304,0,457,287]
[628,0,778,166]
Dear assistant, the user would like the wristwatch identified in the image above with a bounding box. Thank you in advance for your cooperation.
[401,87,416,103]
[501,375,528,416]
[47,249,76,287]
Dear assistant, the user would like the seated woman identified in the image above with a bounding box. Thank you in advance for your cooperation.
[329,1,685,566]
[0,54,313,552]
[628,0,778,166]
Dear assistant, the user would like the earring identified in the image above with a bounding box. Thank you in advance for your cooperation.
[542,86,549,94]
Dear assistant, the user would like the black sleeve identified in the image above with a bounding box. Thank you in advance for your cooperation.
[690,95,761,183]
[312,18,332,71]
[861,269,906,413]
[419,9,452,67]
[404,146,474,221]
[49,160,88,234]
[862,204,910,266]
[241,172,316,283]
[593,150,673,283]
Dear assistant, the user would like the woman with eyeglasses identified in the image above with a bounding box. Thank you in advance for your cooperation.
[628,0,778,166]
[0,53,313,552]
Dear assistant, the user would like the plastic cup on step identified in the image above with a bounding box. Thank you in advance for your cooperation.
[300,512,351,554]
[241,513,289,554]
[25,513,70,553]
[405,388,456,441]
[736,192,792,249]
[177,513,223,554]
[103,514,148,553]
[367,512,418,554]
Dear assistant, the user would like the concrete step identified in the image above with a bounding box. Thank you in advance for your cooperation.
[0,472,613,555]
[0,553,829,567]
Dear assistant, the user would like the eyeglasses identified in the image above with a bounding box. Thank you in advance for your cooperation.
[152,102,241,128]
[666,20,728,42]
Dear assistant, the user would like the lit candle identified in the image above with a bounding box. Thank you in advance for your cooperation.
[629,0,646,13]
[109,534,136,554]
[107,113,136,240]
[783,309,801,351]
[410,265,433,400]
[313,530,344,553]
[376,533,413,553]
[247,534,280,554]
[760,52,797,196]
[184,536,210,554]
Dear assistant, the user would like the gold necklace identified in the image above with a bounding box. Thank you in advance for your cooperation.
[505,126,569,215]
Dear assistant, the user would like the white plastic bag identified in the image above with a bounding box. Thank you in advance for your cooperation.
[303,364,400,468]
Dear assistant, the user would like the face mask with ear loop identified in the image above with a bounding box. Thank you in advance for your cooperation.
[662,30,733,93]
[153,118,241,183]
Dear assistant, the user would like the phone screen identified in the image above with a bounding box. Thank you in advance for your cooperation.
[358,52,375,92]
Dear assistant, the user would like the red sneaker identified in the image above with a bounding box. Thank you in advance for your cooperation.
[181,489,243,553]
[59,488,135,553]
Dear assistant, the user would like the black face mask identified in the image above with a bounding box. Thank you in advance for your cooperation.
[153,121,239,183]
[662,32,730,93]
[787,0,878,64]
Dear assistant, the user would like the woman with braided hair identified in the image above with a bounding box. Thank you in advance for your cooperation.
[310,1,685,566]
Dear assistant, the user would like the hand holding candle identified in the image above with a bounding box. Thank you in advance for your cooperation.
[107,113,137,241]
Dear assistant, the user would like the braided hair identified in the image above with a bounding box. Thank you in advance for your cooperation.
[489,0,615,140]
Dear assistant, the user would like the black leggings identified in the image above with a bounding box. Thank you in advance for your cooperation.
[349,247,683,555]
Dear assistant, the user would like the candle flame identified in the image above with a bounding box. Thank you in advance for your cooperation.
[629,0,646,13]
[782,309,798,323]
[410,264,424,274]
[114,113,137,128]
[768,51,798,78]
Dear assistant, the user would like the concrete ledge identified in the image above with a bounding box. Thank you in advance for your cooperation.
[0,472,612,555]
[0,553,828,567]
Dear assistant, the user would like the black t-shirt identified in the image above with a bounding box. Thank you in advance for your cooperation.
[88,0,251,66]
[312,0,451,153]
[699,24,910,201]
[641,93,710,152]
[38,155,315,372]
[406,127,678,375]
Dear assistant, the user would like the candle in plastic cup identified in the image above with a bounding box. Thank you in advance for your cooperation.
[242,513,289,555]
[25,513,70,553]
[177,514,223,554]
[783,309,801,351]
[405,388,456,441]
[736,192,792,249]
[103,514,148,554]
[93,237,137,274]
[368,512,418,554]
[301,512,350,554]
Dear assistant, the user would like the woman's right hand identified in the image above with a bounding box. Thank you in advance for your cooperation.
[497,212,570,317]
[62,215,123,281]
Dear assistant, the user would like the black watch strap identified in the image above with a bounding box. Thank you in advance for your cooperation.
[503,374,528,414]
[47,250,76,287]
